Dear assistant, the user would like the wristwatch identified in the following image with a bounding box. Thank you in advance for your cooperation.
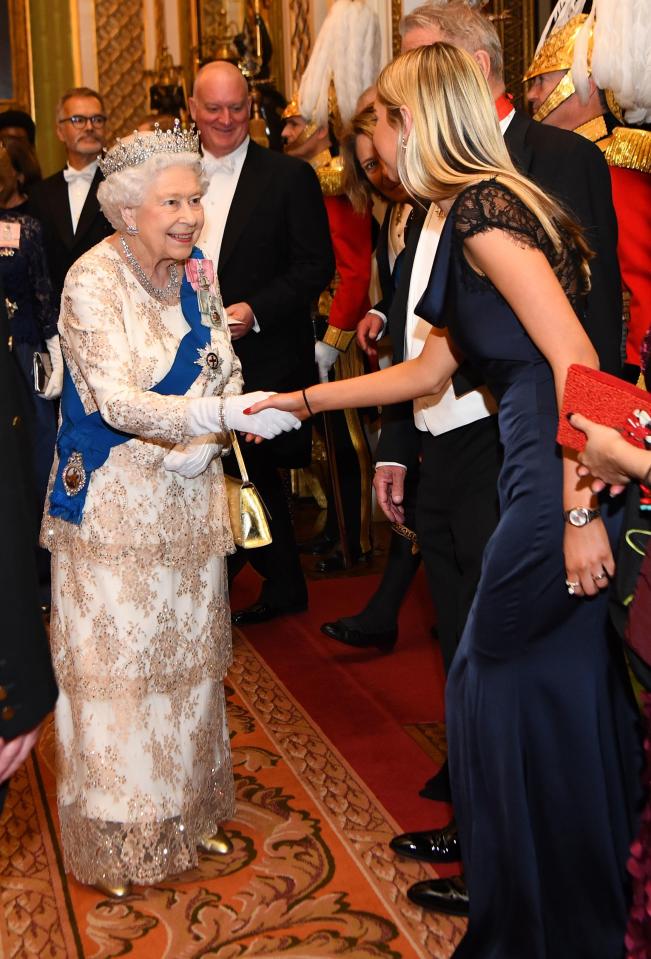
[563,507,601,527]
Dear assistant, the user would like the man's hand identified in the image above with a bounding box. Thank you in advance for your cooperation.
[226,302,255,340]
[0,723,43,784]
[356,312,385,359]
[373,464,407,523]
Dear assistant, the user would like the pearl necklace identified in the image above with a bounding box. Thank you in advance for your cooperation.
[119,234,180,303]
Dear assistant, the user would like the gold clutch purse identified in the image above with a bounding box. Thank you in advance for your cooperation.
[224,431,272,549]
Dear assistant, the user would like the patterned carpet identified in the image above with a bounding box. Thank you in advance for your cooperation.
[0,633,465,959]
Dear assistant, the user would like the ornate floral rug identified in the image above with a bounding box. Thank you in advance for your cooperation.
[0,633,465,958]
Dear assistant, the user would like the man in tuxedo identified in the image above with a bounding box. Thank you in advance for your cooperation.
[189,61,334,624]
[28,87,113,304]
[365,1,623,915]
[0,282,58,814]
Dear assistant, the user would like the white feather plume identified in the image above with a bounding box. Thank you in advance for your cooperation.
[591,0,651,123]
[534,0,588,56]
[571,6,595,104]
[298,0,381,129]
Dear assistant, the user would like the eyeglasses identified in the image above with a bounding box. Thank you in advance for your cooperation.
[57,114,107,129]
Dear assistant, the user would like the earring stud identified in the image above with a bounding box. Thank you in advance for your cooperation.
[126,225,138,235]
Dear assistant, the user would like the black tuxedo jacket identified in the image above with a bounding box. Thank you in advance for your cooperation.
[216,141,334,395]
[0,282,57,757]
[27,168,113,303]
[374,204,394,313]
[376,110,623,468]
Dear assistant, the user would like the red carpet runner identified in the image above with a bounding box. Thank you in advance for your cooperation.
[0,570,464,957]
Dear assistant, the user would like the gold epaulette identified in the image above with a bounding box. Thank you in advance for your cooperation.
[316,157,345,197]
[604,127,651,174]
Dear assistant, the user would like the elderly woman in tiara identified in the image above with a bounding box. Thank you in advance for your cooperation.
[40,122,300,896]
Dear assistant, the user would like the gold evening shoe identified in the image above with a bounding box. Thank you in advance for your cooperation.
[198,826,233,855]
[94,880,132,899]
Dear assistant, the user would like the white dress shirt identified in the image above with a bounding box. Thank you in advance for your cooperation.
[64,160,98,233]
[198,136,250,265]
[404,204,496,437]
[377,108,515,465]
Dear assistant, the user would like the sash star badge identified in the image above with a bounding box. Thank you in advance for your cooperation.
[195,343,224,380]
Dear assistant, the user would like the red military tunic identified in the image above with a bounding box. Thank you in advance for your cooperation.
[604,129,651,367]
[311,152,372,351]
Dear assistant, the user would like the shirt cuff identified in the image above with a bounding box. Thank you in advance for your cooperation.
[375,461,407,470]
[368,309,388,340]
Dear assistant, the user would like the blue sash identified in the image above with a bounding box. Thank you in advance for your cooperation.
[49,247,211,525]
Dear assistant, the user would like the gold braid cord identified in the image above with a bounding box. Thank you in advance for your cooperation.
[95,0,147,137]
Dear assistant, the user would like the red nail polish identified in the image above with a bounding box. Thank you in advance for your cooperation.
[243,407,252,414]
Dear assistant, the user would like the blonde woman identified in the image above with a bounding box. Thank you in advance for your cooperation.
[247,43,642,959]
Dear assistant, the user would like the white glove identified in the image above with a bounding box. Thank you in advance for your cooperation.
[315,340,340,383]
[163,435,220,478]
[42,335,64,400]
[186,391,301,440]
[224,392,302,437]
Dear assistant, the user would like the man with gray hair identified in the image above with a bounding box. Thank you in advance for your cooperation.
[366,0,622,917]
[28,87,112,305]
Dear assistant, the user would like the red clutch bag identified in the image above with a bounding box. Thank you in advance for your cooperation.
[557,364,651,452]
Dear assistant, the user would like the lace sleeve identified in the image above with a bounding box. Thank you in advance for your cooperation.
[452,180,584,304]
[61,256,221,444]
[453,180,547,251]
[23,216,59,340]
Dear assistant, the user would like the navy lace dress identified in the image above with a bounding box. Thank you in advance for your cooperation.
[1,210,58,600]
[417,181,642,959]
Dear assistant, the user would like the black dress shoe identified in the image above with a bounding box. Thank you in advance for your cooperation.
[389,823,461,863]
[407,877,469,916]
[298,532,338,555]
[315,550,370,573]
[321,620,397,653]
[231,601,307,626]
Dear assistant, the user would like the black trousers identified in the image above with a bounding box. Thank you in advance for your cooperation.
[225,436,308,611]
[416,416,502,672]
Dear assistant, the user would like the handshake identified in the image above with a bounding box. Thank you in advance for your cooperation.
[220,391,302,439]
[164,391,301,478]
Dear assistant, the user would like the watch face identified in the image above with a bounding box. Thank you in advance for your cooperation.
[569,508,588,527]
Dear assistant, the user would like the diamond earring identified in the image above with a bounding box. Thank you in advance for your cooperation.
[126,224,138,235]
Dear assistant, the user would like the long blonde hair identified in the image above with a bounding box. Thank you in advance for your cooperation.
[377,43,592,285]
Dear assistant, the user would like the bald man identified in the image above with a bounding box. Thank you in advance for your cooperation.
[190,62,334,624]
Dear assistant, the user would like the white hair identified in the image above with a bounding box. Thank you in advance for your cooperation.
[97,151,207,231]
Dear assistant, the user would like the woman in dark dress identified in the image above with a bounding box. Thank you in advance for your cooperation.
[248,43,642,958]
[0,143,60,605]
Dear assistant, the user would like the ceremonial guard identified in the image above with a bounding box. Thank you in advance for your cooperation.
[281,0,380,571]
[525,1,651,378]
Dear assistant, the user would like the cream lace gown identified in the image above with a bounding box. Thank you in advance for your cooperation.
[41,240,242,886]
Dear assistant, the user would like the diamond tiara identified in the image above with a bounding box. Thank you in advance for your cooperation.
[98,120,201,178]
